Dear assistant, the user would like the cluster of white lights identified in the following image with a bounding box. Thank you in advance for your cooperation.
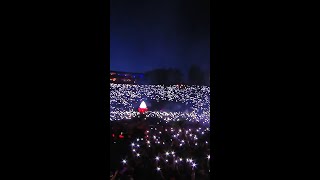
[110,84,210,123]
[119,125,211,178]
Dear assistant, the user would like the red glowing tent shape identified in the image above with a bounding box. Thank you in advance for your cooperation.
[138,101,148,113]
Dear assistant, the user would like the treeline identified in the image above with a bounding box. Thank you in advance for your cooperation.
[142,64,209,86]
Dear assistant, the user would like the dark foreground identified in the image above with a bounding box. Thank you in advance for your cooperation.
[110,117,210,180]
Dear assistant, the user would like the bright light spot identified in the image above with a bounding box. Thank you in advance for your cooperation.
[192,163,197,168]
[156,167,161,171]
[122,159,127,164]
[139,101,147,108]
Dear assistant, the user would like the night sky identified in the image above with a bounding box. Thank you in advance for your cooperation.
[110,0,210,77]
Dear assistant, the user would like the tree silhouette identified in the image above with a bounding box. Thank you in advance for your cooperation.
[144,68,184,85]
[188,64,205,85]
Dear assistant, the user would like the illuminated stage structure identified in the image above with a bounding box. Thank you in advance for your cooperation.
[138,101,148,114]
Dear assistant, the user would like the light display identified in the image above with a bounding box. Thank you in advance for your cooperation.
[110,83,211,179]
[110,84,210,123]
[116,123,211,179]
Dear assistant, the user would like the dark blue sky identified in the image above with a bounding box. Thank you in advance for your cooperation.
[110,0,210,77]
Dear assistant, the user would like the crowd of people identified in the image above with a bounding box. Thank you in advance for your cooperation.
[110,83,211,179]
[110,84,210,124]
[110,118,210,180]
